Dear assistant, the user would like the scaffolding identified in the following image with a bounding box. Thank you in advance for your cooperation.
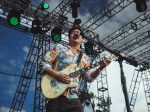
[0,0,150,112]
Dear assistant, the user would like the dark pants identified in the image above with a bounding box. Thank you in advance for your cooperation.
[46,95,83,112]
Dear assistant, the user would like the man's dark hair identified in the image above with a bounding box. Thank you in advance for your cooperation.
[68,25,85,38]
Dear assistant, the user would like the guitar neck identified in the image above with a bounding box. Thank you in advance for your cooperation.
[69,53,117,78]
[69,63,99,78]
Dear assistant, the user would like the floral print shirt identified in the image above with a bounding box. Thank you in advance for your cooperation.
[40,44,93,99]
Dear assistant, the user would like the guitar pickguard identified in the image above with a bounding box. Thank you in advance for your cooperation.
[41,64,83,99]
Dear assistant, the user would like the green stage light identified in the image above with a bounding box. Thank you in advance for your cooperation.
[7,9,20,26]
[51,27,62,43]
[42,3,49,10]
[9,17,19,26]
[52,34,61,42]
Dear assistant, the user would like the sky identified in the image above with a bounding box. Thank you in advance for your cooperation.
[0,24,33,112]
[0,0,150,112]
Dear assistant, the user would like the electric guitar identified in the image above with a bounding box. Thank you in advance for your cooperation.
[41,54,117,99]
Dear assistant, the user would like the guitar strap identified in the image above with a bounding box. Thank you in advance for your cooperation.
[76,51,83,66]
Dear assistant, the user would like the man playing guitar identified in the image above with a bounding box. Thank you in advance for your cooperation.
[40,25,111,112]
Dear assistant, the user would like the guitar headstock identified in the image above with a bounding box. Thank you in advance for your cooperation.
[90,51,125,68]
[100,51,119,62]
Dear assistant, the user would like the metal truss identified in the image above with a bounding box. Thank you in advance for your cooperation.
[101,9,150,47]
[96,68,111,112]
[0,0,74,31]
[0,0,72,33]
[9,37,39,112]
[99,9,150,65]
[9,35,52,112]
[132,46,150,58]
[81,0,133,31]
[0,15,69,47]
[82,0,150,32]
[0,0,100,41]
[113,30,150,63]
[33,37,51,112]
[116,30,150,53]
[1,0,150,112]
[127,66,150,112]
[141,69,150,111]
[123,45,150,64]
[136,49,150,64]
[128,69,142,112]
[90,52,111,112]
[0,9,69,112]
[0,1,100,111]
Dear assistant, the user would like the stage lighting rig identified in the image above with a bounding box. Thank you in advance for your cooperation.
[133,0,147,12]
[70,0,80,18]
[51,26,62,43]
[31,18,42,35]
[6,0,31,27]
[7,9,21,27]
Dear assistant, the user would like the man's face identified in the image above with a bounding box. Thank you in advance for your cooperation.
[69,29,84,44]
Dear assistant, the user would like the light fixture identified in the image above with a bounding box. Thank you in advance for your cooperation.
[51,27,62,43]
[41,3,49,10]
[7,9,21,27]
[31,18,42,34]
[70,0,80,18]
[134,0,147,12]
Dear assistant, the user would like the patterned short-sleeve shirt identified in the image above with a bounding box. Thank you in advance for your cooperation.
[41,44,91,99]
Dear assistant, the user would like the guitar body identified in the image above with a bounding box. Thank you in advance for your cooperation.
[41,64,80,99]
[41,53,116,99]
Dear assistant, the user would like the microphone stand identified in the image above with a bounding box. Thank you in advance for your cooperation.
[117,56,131,112]
[84,37,138,112]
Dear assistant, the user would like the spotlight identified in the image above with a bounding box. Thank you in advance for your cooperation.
[7,9,20,26]
[41,3,49,10]
[51,27,62,43]
[31,18,42,34]
[70,0,80,18]
[134,0,147,12]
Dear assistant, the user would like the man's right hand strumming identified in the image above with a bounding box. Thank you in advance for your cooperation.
[54,72,71,84]
[43,68,71,84]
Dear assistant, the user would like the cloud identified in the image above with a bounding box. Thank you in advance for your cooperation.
[9,59,18,68]
[0,106,26,112]
[23,46,29,54]
[0,76,19,97]
[0,107,9,112]
[79,0,109,16]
